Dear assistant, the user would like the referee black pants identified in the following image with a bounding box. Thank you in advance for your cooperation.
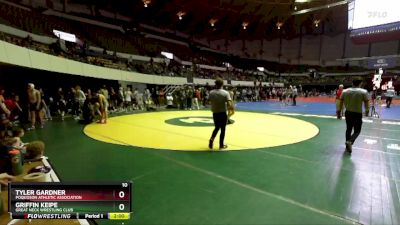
[345,111,363,144]
[386,97,392,108]
[211,112,228,147]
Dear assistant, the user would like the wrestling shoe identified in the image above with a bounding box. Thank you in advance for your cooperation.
[345,141,352,154]
[219,145,228,150]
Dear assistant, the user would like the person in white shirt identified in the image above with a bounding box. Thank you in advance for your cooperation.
[339,78,369,154]
[166,93,174,109]
[136,91,144,110]
[145,89,151,101]
[124,88,133,111]
[74,86,86,119]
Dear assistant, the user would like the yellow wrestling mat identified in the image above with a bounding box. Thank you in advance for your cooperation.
[83,111,319,151]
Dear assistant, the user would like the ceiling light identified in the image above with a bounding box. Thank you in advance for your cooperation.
[143,0,151,7]
[242,22,249,30]
[177,11,186,20]
[276,22,283,30]
[209,18,218,27]
[161,51,174,59]
[295,0,310,3]
[314,19,320,27]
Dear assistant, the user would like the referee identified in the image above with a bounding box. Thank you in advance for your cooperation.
[208,78,234,150]
[339,78,369,154]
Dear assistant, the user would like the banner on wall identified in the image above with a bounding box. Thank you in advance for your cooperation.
[367,57,397,69]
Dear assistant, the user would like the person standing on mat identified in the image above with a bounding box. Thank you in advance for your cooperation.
[339,78,369,154]
[94,92,108,124]
[208,78,234,150]
[27,83,43,129]
[386,86,395,108]
[292,85,298,106]
[335,84,344,119]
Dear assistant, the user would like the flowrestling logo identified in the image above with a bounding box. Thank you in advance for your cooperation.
[367,11,387,18]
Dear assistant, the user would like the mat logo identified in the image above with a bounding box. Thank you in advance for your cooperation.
[363,139,377,145]
[387,144,400,151]
[180,117,214,124]
[165,116,215,127]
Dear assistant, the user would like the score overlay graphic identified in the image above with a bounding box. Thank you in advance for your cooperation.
[8,182,132,220]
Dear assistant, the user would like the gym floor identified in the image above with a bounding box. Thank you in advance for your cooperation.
[24,100,400,225]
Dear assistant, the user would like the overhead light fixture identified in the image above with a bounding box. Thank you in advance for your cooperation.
[209,18,218,27]
[161,51,174,59]
[314,19,320,27]
[292,0,347,15]
[276,22,283,30]
[257,67,265,72]
[242,21,249,30]
[53,30,76,43]
[143,0,151,7]
[295,0,310,3]
[177,11,186,20]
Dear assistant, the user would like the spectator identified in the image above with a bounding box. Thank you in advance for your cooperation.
[4,94,22,122]
[124,87,133,112]
[74,86,86,119]
[386,86,395,108]
[0,173,16,186]
[336,84,344,119]
[27,83,43,130]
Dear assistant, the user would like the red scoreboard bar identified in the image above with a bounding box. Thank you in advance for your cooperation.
[8,182,132,220]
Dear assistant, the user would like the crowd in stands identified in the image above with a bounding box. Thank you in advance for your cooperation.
[2,2,396,86]
[0,84,46,178]
[0,27,381,87]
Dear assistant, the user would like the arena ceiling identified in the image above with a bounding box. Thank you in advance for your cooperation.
[75,0,349,40]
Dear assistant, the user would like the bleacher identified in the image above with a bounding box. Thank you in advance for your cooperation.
[1,1,398,86]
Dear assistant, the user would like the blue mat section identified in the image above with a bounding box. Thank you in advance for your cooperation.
[236,101,400,120]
